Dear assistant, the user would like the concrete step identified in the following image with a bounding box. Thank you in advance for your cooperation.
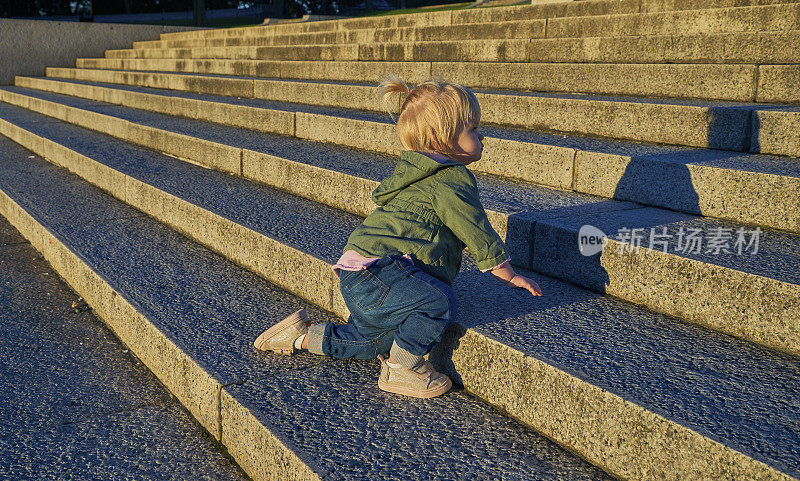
[103,44,351,62]
[7,79,800,237]
[107,30,800,66]
[549,2,800,38]
[0,135,611,481]
[0,100,798,480]
[72,57,433,91]
[0,87,797,359]
[362,30,800,64]
[69,57,800,103]
[129,29,800,67]
[0,211,248,480]
[105,44,358,61]
[131,1,800,51]
[134,19,549,50]
[638,0,800,13]
[38,69,800,157]
[475,0,800,21]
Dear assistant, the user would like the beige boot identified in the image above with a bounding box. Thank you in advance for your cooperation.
[377,354,452,398]
[253,309,308,355]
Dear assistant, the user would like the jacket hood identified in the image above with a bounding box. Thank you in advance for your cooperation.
[372,151,461,206]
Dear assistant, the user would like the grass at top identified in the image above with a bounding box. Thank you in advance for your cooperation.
[122,17,263,28]
[353,2,473,17]
[355,0,530,15]
[124,0,528,28]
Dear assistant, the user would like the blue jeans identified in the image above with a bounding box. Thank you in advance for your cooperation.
[310,256,457,364]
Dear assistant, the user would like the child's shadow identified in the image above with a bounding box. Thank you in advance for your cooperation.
[429,105,777,383]
[427,261,598,385]
[430,147,715,383]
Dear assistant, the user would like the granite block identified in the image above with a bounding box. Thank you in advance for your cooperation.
[433,62,756,101]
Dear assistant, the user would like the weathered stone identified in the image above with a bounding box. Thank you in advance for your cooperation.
[433,62,757,101]
[547,3,800,38]
[757,65,800,103]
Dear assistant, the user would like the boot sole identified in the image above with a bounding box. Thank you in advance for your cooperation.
[253,308,307,353]
[378,376,453,399]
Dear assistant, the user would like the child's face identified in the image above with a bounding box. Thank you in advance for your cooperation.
[449,122,484,165]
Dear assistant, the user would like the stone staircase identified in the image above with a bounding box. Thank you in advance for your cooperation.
[0,0,798,479]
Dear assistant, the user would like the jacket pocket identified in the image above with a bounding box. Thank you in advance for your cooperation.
[343,269,390,312]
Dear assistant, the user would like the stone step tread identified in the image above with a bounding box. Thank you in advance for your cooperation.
[44,71,800,115]
[69,57,796,104]
[3,83,800,286]
[0,137,609,481]
[40,66,800,159]
[122,29,800,52]
[9,81,800,181]
[135,19,550,48]
[105,32,800,65]
[0,212,248,481]
[134,25,800,50]
[0,100,798,478]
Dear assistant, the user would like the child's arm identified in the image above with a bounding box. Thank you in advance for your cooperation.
[489,261,543,297]
[431,169,511,272]
[430,167,541,296]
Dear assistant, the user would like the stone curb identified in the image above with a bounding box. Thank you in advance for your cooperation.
[0,160,322,481]
[0,104,793,481]
[15,76,800,235]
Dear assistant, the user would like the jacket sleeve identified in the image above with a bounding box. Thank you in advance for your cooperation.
[430,167,510,271]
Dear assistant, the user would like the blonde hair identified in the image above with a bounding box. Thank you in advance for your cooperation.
[379,74,481,155]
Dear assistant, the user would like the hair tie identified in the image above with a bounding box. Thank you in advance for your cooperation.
[407,87,412,94]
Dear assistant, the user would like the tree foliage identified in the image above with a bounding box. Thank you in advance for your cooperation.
[0,0,247,16]
[1,0,459,18]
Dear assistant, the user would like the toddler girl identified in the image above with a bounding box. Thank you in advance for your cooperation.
[255,75,542,398]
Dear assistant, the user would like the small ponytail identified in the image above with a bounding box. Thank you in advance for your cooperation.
[377,74,480,154]
[378,74,411,119]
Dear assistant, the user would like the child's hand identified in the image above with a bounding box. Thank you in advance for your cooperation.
[489,263,543,296]
[509,275,543,296]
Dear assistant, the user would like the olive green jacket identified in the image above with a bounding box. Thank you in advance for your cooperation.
[343,151,509,285]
